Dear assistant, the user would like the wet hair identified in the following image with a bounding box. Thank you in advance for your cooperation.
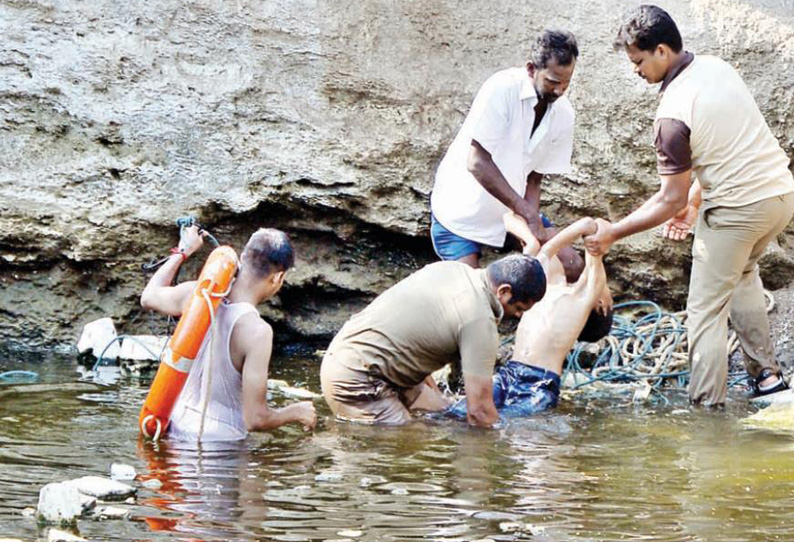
[486,254,547,304]
[530,29,579,69]
[614,5,683,53]
[241,228,294,277]
[577,307,614,343]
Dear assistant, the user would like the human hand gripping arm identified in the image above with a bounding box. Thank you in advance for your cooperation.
[583,170,691,256]
[468,142,547,239]
[140,225,205,316]
[662,177,701,241]
[241,320,317,432]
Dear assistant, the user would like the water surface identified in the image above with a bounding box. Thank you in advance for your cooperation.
[1,351,792,541]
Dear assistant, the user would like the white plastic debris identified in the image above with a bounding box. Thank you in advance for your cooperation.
[37,482,83,525]
[118,335,167,361]
[77,318,119,358]
[110,463,136,481]
[67,476,136,501]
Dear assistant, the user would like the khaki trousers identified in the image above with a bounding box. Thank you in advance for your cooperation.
[687,191,794,406]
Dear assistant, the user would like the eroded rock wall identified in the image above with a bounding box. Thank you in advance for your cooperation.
[1,0,793,347]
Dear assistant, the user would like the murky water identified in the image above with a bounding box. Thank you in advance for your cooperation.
[1,350,794,542]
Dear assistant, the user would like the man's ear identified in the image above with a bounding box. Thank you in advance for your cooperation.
[527,62,536,78]
[270,271,286,292]
[496,284,513,304]
[656,44,669,59]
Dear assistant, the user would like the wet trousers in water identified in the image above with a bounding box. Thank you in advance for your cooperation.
[687,192,794,406]
[446,361,560,418]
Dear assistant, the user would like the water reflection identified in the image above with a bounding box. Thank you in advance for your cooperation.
[2,352,794,542]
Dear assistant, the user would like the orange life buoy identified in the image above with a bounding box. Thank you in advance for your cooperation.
[139,245,238,440]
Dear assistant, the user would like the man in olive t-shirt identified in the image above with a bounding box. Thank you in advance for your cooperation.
[320,255,547,427]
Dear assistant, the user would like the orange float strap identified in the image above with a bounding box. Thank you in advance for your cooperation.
[139,245,238,440]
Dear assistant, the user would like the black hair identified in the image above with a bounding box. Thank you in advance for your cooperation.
[241,228,295,277]
[577,307,614,343]
[530,29,579,69]
[614,5,683,53]
[486,254,547,304]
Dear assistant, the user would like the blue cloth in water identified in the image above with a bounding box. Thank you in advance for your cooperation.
[446,361,560,418]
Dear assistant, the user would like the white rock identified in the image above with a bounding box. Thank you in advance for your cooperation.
[498,522,522,533]
[46,528,86,542]
[37,482,82,525]
[314,472,342,482]
[76,317,119,358]
[67,476,136,500]
[337,530,363,538]
[110,463,136,481]
[141,478,162,489]
[94,506,129,520]
[118,335,167,361]
[751,388,794,407]
[0,538,26,542]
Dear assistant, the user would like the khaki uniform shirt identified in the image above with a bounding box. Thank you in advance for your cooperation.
[655,54,793,206]
[329,261,503,388]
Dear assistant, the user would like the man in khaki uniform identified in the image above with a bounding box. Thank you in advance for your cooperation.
[320,255,547,426]
[584,5,794,406]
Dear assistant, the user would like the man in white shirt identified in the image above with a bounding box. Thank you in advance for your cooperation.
[431,29,583,281]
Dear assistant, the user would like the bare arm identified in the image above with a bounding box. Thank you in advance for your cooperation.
[522,171,549,242]
[503,212,541,256]
[462,372,499,427]
[468,141,542,232]
[140,226,205,316]
[539,217,597,263]
[239,317,317,432]
[572,250,607,308]
[584,171,691,255]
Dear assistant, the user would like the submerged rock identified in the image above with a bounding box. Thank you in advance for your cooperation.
[92,506,129,520]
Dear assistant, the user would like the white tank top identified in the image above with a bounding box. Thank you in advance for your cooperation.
[168,300,258,442]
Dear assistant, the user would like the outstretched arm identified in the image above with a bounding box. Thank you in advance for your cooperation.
[240,317,317,432]
[140,225,205,316]
[539,217,596,263]
[584,170,691,255]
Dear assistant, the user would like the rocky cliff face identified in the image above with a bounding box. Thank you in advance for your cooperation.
[2,0,793,348]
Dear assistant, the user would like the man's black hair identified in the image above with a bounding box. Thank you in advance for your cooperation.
[530,29,579,69]
[486,254,546,304]
[242,228,295,277]
[577,308,614,343]
[614,5,683,53]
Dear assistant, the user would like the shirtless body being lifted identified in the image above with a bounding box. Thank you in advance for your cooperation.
[447,214,613,417]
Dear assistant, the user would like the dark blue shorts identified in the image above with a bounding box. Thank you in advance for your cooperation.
[446,361,561,418]
[430,214,554,261]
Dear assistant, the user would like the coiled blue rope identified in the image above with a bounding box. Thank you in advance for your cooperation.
[0,370,39,383]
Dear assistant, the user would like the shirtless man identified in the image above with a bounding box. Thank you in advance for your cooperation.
[447,214,612,417]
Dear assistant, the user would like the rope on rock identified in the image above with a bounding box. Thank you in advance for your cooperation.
[560,290,774,391]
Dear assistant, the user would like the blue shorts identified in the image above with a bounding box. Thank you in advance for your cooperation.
[430,214,554,261]
[445,361,561,418]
